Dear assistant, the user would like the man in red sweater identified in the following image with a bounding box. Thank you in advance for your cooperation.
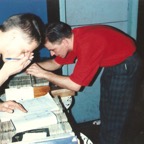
[26,22,143,144]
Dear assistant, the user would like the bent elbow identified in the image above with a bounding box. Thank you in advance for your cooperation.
[68,78,81,92]
[72,84,81,92]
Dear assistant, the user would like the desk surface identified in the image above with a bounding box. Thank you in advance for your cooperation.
[0,94,78,144]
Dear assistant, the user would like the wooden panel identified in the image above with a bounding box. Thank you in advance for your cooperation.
[34,86,50,98]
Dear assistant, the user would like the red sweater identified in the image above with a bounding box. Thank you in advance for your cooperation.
[55,25,136,86]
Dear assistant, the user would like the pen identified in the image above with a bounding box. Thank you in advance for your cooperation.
[5,58,32,61]
[5,58,21,60]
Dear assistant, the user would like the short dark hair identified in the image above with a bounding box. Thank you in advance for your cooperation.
[45,21,72,43]
[0,13,45,46]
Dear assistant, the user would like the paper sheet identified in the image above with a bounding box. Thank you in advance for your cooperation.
[13,110,57,133]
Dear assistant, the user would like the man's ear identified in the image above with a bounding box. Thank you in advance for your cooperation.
[62,38,69,46]
[11,30,19,40]
[4,30,20,52]
[9,29,21,41]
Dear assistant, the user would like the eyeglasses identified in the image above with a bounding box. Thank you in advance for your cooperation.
[32,20,41,45]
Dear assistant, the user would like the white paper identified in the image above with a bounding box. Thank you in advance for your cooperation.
[5,87,34,101]
[0,93,60,132]
[22,132,47,141]
[13,110,57,133]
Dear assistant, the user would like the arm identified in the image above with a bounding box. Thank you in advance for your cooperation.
[26,63,81,92]
[36,59,62,71]
[0,70,9,86]
[43,72,81,92]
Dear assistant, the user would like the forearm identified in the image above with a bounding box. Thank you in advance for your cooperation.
[43,71,81,92]
[26,63,80,91]
[0,70,9,86]
[37,59,61,71]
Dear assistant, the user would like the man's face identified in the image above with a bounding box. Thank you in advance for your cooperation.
[2,30,38,62]
[45,39,69,58]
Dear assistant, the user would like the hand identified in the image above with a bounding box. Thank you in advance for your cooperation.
[0,100,27,113]
[2,52,34,77]
[26,63,48,78]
